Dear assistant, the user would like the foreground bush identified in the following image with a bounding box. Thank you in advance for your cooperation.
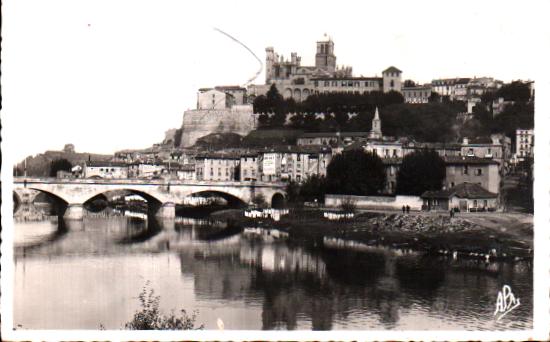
[125,283,203,330]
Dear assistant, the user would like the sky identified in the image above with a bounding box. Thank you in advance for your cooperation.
[3,0,550,161]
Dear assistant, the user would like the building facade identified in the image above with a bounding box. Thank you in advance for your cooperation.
[515,129,534,161]
[402,85,432,104]
[443,156,500,194]
[84,162,128,179]
[195,152,240,181]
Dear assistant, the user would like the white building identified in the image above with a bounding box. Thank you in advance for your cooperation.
[515,129,534,161]
[84,162,128,179]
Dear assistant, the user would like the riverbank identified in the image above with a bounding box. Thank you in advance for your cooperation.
[212,208,533,260]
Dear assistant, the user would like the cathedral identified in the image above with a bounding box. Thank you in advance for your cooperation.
[247,36,403,102]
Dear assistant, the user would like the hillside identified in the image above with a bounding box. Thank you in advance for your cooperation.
[15,151,113,177]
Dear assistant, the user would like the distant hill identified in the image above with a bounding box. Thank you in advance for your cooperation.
[15,151,113,177]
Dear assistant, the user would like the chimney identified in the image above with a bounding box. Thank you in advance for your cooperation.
[462,137,469,145]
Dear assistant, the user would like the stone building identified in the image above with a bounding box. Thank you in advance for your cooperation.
[402,85,432,103]
[240,153,262,182]
[194,152,241,181]
[248,37,402,102]
[443,156,500,194]
[84,161,128,179]
[421,182,498,212]
[515,128,534,161]
[260,145,332,183]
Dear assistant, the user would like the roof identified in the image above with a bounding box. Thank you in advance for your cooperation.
[402,86,432,91]
[215,85,246,91]
[86,161,128,167]
[382,66,402,74]
[262,145,332,154]
[195,152,241,160]
[311,76,382,81]
[421,182,498,199]
[443,156,499,165]
[300,131,370,138]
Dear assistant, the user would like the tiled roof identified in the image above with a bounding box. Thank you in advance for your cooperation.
[421,182,497,199]
[383,66,402,74]
[262,145,332,154]
[311,77,382,81]
[86,161,128,167]
[300,131,369,138]
[443,156,499,165]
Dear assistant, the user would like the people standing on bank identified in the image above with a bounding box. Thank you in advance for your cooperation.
[402,205,406,213]
[406,205,410,214]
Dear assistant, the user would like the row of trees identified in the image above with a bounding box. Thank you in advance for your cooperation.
[286,149,446,203]
[254,84,463,142]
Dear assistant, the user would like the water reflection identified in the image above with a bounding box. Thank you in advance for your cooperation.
[13,214,533,330]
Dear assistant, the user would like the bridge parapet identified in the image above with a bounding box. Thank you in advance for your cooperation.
[13,177,287,220]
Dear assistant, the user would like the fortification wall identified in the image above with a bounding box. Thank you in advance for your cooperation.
[179,106,258,147]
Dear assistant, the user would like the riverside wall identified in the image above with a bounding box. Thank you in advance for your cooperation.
[179,106,258,147]
[325,194,423,211]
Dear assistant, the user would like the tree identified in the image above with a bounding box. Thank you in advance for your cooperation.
[403,80,417,87]
[326,150,385,196]
[299,175,327,202]
[49,158,73,177]
[251,193,267,208]
[396,150,446,196]
[496,81,531,103]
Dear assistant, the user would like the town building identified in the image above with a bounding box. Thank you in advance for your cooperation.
[515,128,534,161]
[194,152,241,181]
[402,85,432,104]
[247,37,402,102]
[443,156,500,194]
[197,86,247,110]
[175,164,196,181]
[421,182,498,212]
[461,135,512,174]
[128,163,166,179]
[297,132,369,147]
[402,142,462,158]
[84,161,128,179]
[260,145,332,183]
[240,153,262,181]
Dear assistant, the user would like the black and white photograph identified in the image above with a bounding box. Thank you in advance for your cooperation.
[1,0,549,340]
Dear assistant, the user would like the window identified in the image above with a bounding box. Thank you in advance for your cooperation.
[325,81,330,86]
[476,168,483,176]
[210,168,213,176]
[390,80,395,88]
[473,200,478,207]
[451,182,455,187]
[463,165,469,175]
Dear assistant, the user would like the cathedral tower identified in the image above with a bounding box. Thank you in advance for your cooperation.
[315,37,336,73]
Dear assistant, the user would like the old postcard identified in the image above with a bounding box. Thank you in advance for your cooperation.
[1,0,549,341]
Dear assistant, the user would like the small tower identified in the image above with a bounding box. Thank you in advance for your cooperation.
[265,47,276,83]
[369,107,382,140]
[382,66,402,93]
[315,36,336,74]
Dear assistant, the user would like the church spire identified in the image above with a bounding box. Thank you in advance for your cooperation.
[369,107,382,140]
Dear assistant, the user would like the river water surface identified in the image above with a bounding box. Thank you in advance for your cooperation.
[13,213,532,330]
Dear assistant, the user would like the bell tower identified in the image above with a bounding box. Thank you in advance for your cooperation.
[315,36,336,73]
[369,107,382,140]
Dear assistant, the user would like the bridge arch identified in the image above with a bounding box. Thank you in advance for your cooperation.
[271,192,286,209]
[185,190,247,208]
[13,191,21,213]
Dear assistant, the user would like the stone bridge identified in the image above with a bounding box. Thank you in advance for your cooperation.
[13,177,287,220]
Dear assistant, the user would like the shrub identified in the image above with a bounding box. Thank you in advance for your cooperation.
[125,282,203,330]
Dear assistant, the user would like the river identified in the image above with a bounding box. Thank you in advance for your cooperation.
[13,209,532,330]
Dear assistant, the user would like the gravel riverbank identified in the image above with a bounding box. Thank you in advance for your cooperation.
[212,209,533,260]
